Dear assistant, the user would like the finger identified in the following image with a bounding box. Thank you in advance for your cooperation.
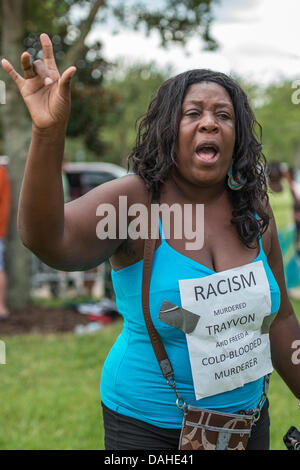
[1,58,25,90]
[58,66,76,95]
[21,52,36,79]
[40,33,58,73]
[32,60,54,86]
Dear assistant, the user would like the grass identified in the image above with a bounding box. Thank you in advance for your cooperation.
[0,302,299,450]
[268,298,300,450]
[0,321,123,450]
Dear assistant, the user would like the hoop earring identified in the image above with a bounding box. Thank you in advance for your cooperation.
[227,162,245,191]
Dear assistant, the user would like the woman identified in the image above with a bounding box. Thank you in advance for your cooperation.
[2,33,300,450]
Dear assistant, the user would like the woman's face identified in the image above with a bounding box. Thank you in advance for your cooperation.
[175,81,236,188]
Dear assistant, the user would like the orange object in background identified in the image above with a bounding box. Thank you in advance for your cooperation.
[0,165,11,238]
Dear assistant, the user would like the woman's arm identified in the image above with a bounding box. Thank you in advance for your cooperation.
[266,206,300,399]
[2,33,129,271]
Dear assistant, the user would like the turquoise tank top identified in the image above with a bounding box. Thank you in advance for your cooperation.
[100,217,281,428]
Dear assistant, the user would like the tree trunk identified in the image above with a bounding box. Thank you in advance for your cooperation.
[62,0,105,69]
[1,0,32,308]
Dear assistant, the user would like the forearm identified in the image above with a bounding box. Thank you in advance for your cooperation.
[17,125,66,257]
[270,311,300,399]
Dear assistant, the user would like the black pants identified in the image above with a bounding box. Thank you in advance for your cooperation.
[101,400,270,450]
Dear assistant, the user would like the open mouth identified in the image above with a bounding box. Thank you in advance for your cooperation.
[195,143,220,163]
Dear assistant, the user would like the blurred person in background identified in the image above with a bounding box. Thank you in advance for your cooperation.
[268,162,300,296]
[0,163,11,319]
[281,163,300,257]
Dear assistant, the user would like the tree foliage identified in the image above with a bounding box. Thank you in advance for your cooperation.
[239,78,300,169]
[100,61,173,166]
[1,0,218,159]
[254,81,300,168]
[111,0,218,50]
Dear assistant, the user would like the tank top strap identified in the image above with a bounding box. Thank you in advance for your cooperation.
[158,215,167,242]
[254,212,264,253]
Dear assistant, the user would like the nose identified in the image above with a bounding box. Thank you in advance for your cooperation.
[198,112,218,133]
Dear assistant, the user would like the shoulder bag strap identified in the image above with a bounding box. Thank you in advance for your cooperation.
[141,190,174,382]
[141,190,186,410]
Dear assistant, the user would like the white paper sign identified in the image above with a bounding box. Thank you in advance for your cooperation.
[179,261,273,400]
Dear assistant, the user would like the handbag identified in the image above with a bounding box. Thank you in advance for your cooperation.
[141,190,270,450]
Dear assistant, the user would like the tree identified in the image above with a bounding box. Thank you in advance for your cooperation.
[101,61,173,166]
[238,77,300,169]
[0,0,218,307]
[1,0,31,308]
[253,81,300,169]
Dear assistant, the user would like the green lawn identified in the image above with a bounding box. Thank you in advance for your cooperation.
[0,303,300,450]
[0,321,123,450]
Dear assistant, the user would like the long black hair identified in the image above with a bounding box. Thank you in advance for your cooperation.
[127,69,269,248]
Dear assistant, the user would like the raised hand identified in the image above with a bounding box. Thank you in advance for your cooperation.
[1,33,76,130]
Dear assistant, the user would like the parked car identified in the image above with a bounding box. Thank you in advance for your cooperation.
[64,162,127,200]
[32,161,127,298]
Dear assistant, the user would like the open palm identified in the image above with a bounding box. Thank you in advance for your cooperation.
[1,33,76,130]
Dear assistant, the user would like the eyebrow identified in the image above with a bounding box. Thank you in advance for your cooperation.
[183,100,234,110]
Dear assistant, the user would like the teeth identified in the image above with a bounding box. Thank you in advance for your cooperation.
[196,145,218,153]
[197,147,216,154]
[202,145,215,150]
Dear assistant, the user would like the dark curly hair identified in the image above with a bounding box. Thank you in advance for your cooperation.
[127,69,269,248]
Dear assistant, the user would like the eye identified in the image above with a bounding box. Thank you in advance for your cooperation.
[185,110,200,117]
[218,112,231,119]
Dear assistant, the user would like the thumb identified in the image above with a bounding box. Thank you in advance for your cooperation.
[59,66,76,95]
